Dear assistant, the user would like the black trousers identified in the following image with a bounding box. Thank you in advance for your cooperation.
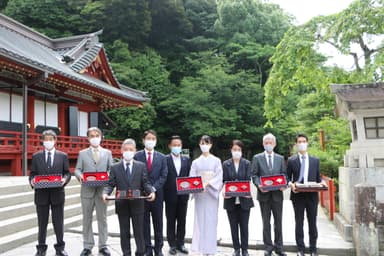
[226,205,250,251]
[144,196,164,254]
[36,203,65,251]
[165,199,188,248]
[259,200,283,253]
[118,213,145,256]
[292,193,319,253]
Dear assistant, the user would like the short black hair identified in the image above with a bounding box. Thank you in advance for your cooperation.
[231,139,244,149]
[295,133,308,143]
[142,129,157,139]
[168,135,182,145]
[199,135,212,144]
[41,129,57,140]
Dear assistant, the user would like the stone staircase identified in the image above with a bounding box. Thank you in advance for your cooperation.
[0,177,115,253]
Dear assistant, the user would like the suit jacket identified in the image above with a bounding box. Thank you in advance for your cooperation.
[29,149,71,205]
[251,152,287,202]
[134,150,168,194]
[74,146,113,198]
[103,160,154,215]
[223,158,254,210]
[164,154,191,204]
[286,154,321,201]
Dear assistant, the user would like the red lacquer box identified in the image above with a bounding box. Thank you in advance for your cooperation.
[83,172,109,187]
[259,174,287,191]
[295,182,328,192]
[176,176,204,194]
[34,175,62,189]
[224,181,251,197]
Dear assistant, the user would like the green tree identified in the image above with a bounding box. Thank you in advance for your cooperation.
[4,0,84,37]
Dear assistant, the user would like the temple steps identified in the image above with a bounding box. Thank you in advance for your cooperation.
[0,177,115,253]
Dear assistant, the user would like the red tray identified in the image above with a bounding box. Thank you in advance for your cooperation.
[83,172,109,187]
[106,190,149,200]
[224,181,251,197]
[176,176,203,194]
[34,175,62,189]
[259,174,287,191]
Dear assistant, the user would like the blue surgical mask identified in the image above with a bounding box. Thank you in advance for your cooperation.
[264,144,274,153]
[171,146,182,155]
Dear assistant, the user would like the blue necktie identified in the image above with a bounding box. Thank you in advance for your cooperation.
[126,162,131,178]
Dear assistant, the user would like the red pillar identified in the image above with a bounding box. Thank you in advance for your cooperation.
[27,95,35,132]
[58,102,67,135]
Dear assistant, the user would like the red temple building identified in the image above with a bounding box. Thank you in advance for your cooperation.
[0,14,149,175]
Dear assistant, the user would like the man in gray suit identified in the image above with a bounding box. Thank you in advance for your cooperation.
[251,133,287,256]
[74,127,113,256]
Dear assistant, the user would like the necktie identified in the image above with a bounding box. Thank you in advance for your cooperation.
[147,151,152,172]
[126,162,131,178]
[268,155,272,170]
[47,151,52,168]
[298,155,306,183]
[93,148,99,164]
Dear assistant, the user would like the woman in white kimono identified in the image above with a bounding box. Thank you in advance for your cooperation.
[190,135,223,256]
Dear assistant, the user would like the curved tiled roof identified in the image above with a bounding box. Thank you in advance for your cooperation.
[0,14,149,105]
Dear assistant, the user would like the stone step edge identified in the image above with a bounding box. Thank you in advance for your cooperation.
[0,184,80,200]
[0,206,115,253]
[0,193,81,213]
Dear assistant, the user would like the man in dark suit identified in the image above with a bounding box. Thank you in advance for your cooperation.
[251,133,287,256]
[134,130,168,256]
[223,140,254,256]
[103,138,156,256]
[164,135,191,255]
[29,130,71,256]
[287,134,322,256]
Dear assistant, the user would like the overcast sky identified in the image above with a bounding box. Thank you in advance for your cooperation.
[267,0,354,24]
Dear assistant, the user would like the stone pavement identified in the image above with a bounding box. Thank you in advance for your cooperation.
[2,189,354,256]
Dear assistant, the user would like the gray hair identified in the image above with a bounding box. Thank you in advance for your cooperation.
[122,138,136,148]
[263,133,276,143]
[87,127,102,137]
[41,129,57,140]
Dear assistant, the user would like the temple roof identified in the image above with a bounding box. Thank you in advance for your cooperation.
[0,13,148,108]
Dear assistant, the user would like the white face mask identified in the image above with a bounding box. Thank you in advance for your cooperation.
[200,144,211,153]
[90,137,101,147]
[144,140,156,150]
[231,151,242,159]
[123,151,135,161]
[43,140,54,150]
[297,143,308,152]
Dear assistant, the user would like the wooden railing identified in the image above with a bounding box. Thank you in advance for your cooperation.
[0,130,122,156]
[319,175,337,221]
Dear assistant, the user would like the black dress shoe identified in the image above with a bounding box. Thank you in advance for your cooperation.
[232,249,240,256]
[80,248,92,256]
[55,249,68,256]
[177,245,189,254]
[169,247,177,255]
[35,250,46,256]
[99,247,111,256]
[275,252,287,256]
[241,249,249,256]
[264,251,272,256]
[297,251,305,256]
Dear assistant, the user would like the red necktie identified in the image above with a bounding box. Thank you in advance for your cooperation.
[147,151,152,172]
